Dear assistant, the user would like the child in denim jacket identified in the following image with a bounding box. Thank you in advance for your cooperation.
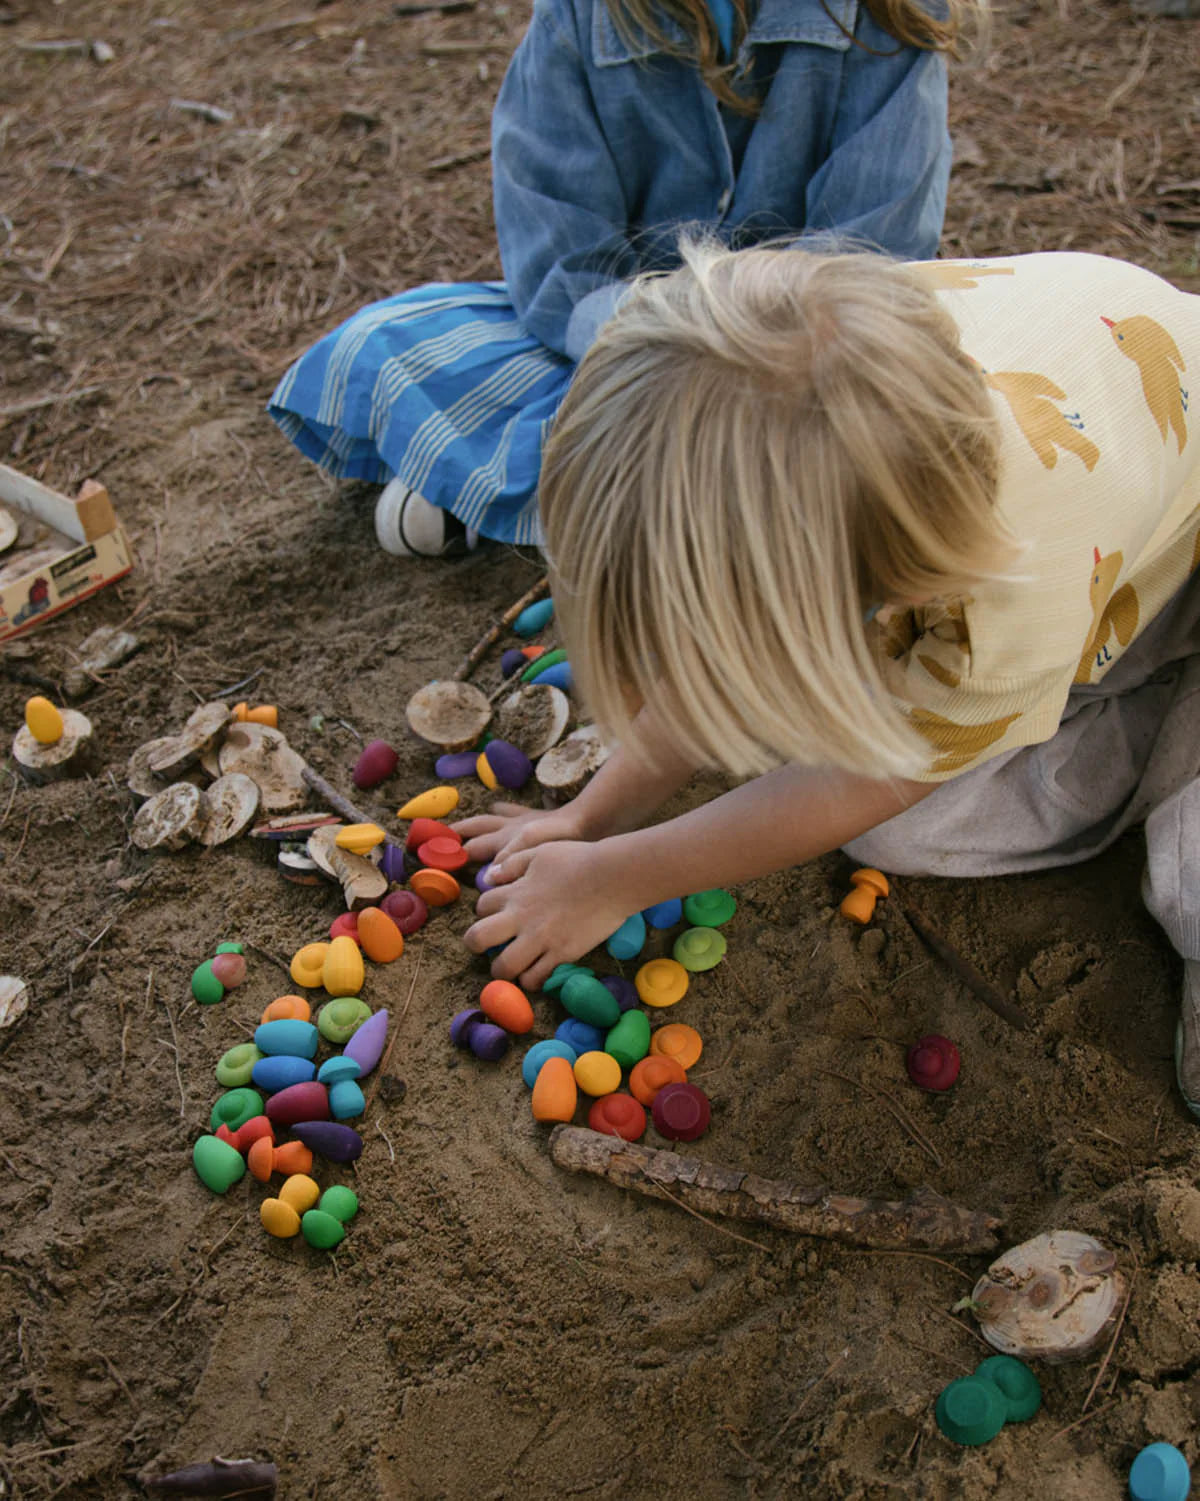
[270,0,979,555]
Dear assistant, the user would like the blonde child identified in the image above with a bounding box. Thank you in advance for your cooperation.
[457,242,1200,1116]
[269,0,980,556]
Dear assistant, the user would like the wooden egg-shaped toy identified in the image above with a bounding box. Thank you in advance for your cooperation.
[606,912,646,962]
[254,1019,319,1058]
[260,1198,301,1238]
[532,1056,577,1123]
[193,1135,247,1194]
[480,979,534,1035]
[344,1009,389,1076]
[335,822,386,856]
[290,941,329,989]
[560,973,621,1029]
[291,1121,363,1163]
[357,907,405,963]
[435,750,479,778]
[403,816,455,852]
[24,695,64,745]
[483,739,533,791]
[191,960,225,1006]
[604,1010,651,1070]
[513,597,554,636]
[252,1055,317,1093]
[353,739,399,790]
[573,1050,621,1097]
[279,1173,321,1213]
[323,935,364,996]
[397,786,459,821]
[476,751,499,791]
[319,1185,359,1223]
[264,1081,330,1127]
[301,1209,346,1250]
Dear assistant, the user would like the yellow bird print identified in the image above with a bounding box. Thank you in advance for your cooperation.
[1101,313,1188,454]
[985,371,1100,472]
[1075,546,1139,684]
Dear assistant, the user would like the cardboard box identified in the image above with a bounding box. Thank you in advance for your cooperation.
[0,463,134,643]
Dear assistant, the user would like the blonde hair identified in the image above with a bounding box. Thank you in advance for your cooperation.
[539,242,1023,781]
[607,0,986,116]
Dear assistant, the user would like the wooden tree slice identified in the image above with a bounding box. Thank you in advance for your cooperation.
[217,723,308,812]
[405,679,491,753]
[492,684,570,760]
[148,702,233,777]
[199,772,261,846]
[305,822,342,880]
[128,737,189,800]
[536,724,610,805]
[971,1230,1125,1363]
[132,782,210,851]
[12,709,93,784]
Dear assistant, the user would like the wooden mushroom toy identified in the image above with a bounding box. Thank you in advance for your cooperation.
[840,867,889,924]
[968,1230,1125,1364]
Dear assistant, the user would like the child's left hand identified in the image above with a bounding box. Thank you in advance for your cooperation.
[463,839,630,990]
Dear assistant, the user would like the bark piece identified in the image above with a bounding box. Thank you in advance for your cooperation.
[12,708,93,783]
[148,702,233,778]
[132,782,210,851]
[549,1125,1003,1253]
[405,679,492,752]
[308,824,388,909]
[453,574,551,680]
[199,773,261,846]
[128,736,200,801]
[492,683,570,760]
[536,724,610,805]
[218,723,308,812]
[0,975,29,1030]
[63,624,141,699]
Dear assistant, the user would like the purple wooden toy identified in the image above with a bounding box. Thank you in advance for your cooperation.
[265,1081,330,1126]
[345,1009,389,1076]
[436,750,479,778]
[450,1008,486,1048]
[500,648,526,678]
[291,1120,364,1163]
[468,1022,510,1062]
[378,843,406,884]
[381,889,428,935]
[600,976,639,1013]
[482,740,533,791]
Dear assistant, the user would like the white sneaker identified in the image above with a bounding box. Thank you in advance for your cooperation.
[1176,959,1200,1120]
[373,478,480,559]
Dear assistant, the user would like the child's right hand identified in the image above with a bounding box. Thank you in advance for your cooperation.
[453,801,586,867]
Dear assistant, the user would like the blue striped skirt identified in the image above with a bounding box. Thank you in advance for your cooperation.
[268,282,573,546]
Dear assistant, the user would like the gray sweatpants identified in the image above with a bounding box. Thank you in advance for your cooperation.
[846,573,1200,964]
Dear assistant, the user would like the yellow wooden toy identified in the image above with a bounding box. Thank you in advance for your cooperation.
[397,786,459,821]
[24,696,64,745]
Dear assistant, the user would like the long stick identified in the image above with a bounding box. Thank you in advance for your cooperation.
[901,905,1033,1032]
[453,575,550,682]
[549,1127,1003,1253]
[300,766,403,850]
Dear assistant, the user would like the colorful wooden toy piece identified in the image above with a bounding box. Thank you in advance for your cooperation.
[605,1009,651,1069]
[247,1137,314,1182]
[642,898,683,929]
[345,1009,389,1075]
[291,1121,363,1163]
[436,750,479,777]
[301,1209,346,1249]
[318,997,372,1044]
[24,696,64,745]
[606,912,646,962]
[418,835,469,872]
[513,597,554,636]
[682,889,737,927]
[480,979,535,1034]
[397,786,459,821]
[264,1081,330,1126]
[673,928,727,972]
[906,1034,960,1091]
[410,868,460,906]
[381,890,429,934]
[191,960,225,1006]
[335,822,387,855]
[483,740,533,790]
[629,1055,687,1106]
[323,935,364,996]
[522,1039,577,1088]
[649,1023,703,1070]
[357,907,405,962]
[532,1056,577,1123]
[973,1357,1041,1423]
[254,1018,319,1058]
[215,1043,263,1087]
[329,912,361,944]
[652,1082,711,1141]
[290,941,329,989]
[1129,1443,1191,1501]
[573,1050,621,1097]
[211,952,247,987]
[588,1094,647,1140]
[636,958,689,1008]
[934,1376,1007,1447]
[209,1088,265,1133]
[261,994,311,1023]
[840,868,890,924]
[353,740,399,790]
[193,1135,247,1194]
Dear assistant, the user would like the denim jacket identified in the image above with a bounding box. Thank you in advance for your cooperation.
[492,0,950,360]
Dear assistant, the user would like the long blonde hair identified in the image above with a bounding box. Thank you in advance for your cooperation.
[606,0,986,115]
[539,241,1022,781]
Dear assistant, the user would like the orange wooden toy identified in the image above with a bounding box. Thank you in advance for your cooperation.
[480,979,534,1034]
[261,994,311,1024]
[357,907,405,963]
[840,868,889,924]
[247,1137,313,1182]
[410,868,460,906]
[629,1054,688,1106]
[531,1056,577,1123]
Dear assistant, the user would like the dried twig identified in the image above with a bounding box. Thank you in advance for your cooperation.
[425,146,491,176]
[759,1346,850,1456]
[453,574,550,680]
[1048,1397,1118,1443]
[300,765,404,849]
[1081,1264,1136,1412]
[0,384,112,421]
[901,905,1033,1031]
[822,1068,943,1168]
[362,951,422,1115]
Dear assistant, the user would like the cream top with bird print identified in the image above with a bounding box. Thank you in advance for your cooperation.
[872,251,1200,782]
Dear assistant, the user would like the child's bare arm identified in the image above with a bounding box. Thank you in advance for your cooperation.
[464,763,934,988]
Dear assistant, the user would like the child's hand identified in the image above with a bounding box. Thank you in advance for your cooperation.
[453,802,585,866]
[463,839,628,990]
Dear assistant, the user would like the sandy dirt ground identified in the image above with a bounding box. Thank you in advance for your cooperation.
[2,1,1200,1497]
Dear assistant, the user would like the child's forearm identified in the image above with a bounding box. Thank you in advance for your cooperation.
[591,762,934,908]
[569,714,698,839]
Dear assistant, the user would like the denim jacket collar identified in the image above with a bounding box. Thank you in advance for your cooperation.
[591,0,857,66]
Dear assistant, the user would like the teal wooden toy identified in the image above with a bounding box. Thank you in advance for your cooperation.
[329,1079,366,1120]
[513,597,554,636]
[935,1376,1007,1447]
[974,1356,1041,1423]
[606,912,647,962]
[561,972,621,1029]
[254,1019,319,1059]
[1129,1444,1191,1501]
[318,1056,362,1085]
[522,1039,578,1088]
[543,963,592,996]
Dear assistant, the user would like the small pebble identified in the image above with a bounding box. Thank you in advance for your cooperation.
[513,597,554,636]
[588,1093,646,1140]
[522,1039,578,1088]
[652,1082,711,1142]
[673,928,727,972]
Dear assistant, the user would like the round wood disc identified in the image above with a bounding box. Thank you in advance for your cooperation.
[405,679,491,753]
